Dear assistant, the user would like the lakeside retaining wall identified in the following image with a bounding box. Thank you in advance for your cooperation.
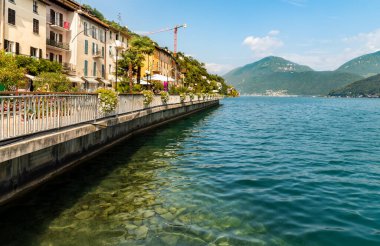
[0,99,219,205]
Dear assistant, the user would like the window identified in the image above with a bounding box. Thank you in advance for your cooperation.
[30,47,38,57]
[99,30,104,42]
[8,0,15,4]
[102,47,104,58]
[84,60,88,76]
[109,46,112,56]
[84,40,88,54]
[116,33,119,41]
[93,62,97,77]
[49,52,54,62]
[92,42,95,55]
[33,19,39,34]
[8,8,15,25]
[33,0,38,13]
[58,13,63,27]
[122,37,124,42]
[109,64,112,74]
[4,40,19,54]
[50,9,55,24]
[59,55,62,64]
[102,65,105,78]
[109,31,112,39]
[84,22,88,35]
[92,26,97,39]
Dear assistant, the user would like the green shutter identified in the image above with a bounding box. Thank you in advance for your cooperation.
[84,40,88,54]
[93,62,97,77]
[84,60,88,76]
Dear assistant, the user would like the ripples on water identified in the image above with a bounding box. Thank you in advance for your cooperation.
[1,96,380,246]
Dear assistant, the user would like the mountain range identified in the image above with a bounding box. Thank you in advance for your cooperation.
[329,74,380,97]
[224,51,380,95]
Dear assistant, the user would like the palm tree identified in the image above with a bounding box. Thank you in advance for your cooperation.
[119,36,154,91]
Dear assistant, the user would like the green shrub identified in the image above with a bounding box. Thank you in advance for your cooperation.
[177,86,188,93]
[133,84,142,93]
[142,90,154,106]
[0,51,25,90]
[188,92,195,101]
[169,85,178,95]
[95,88,118,113]
[116,77,130,93]
[15,55,62,75]
[34,72,72,92]
[179,92,186,102]
[152,81,164,91]
[160,91,169,104]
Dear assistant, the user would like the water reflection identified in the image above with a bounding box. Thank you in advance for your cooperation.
[0,108,221,246]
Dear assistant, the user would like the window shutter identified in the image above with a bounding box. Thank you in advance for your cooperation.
[50,9,55,24]
[16,43,20,55]
[4,39,9,51]
[84,60,88,76]
[39,49,42,58]
[59,13,63,27]
[84,40,88,54]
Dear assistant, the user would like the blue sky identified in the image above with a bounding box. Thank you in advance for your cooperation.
[81,0,380,74]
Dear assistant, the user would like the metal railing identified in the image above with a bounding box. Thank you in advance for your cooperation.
[0,94,219,142]
[46,39,70,50]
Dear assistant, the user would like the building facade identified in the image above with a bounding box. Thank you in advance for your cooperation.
[0,0,184,92]
[1,0,47,57]
[73,12,108,91]
[141,46,182,86]
[106,26,129,87]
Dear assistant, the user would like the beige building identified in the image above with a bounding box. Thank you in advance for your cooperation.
[1,0,47,57]
[45,0,75,70]
[72,11,108,91]
[106,26,129,87]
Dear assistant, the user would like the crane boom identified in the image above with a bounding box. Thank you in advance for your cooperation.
[141,24,187,56]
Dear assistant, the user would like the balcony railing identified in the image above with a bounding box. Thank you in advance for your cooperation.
[46,39,70,51]
[63,63,76,75]
[47,15,70,30]
[93,51,103,58]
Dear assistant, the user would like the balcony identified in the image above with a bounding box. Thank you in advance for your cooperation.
[93,51,103,59]
[46,39,70,51]
[47,15,70,32]
[63,63,76,76]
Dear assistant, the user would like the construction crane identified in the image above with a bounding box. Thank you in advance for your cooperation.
[141,24,187,56]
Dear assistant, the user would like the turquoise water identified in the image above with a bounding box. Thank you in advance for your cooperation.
[1,96,380,245]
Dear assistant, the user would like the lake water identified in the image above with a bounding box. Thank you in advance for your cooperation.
[1,96,380,246]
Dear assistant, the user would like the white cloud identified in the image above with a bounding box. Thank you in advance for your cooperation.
[343,28,380,53]
[268,30,280,36]
[239,28,380,71]
[205,63,235,75]
[243,31,283,58]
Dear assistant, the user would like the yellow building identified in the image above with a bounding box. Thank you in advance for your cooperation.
[141,46,182,86]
